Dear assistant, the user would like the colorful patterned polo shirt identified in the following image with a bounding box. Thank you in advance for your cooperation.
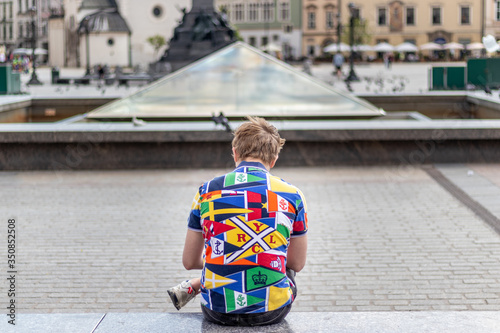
[187,161,308,314]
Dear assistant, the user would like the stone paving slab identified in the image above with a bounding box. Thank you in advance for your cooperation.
[0,313,104,333]
[1,312,499,333]
[0,166,500,314]
[436,164,500,224]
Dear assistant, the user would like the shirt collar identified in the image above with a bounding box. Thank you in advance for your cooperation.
[234,161,269,173]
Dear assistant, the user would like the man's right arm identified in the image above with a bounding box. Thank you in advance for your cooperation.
[183,188,205,270]
[182,229,204,270]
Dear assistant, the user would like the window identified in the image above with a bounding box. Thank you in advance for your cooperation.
[152,6,163,18]
[307,45,315,56]
[248,3,258,21]
[406,7,415,25]
[497,1,500,21]
[378,7,387,25]
[352,8,360,19]
[279,2,290,21]
[18,23,23,38]
[262,36,268,46]
[18,0,21,13]
[460,6,470,25]
[307,11,316,29]
[9,23,12,40]
[273,34,279,42]
[432,7,441,25]
[326,11,334,29]
[283,24,293,33]
[263,2,273,22]
[249,36,256,46]
[233,3,244,22]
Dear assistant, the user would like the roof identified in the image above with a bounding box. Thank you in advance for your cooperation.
[78,9,131,34]
[86,42,384,120]
[80,0,118,9]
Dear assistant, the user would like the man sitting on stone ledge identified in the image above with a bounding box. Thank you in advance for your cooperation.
[168,116,308,326]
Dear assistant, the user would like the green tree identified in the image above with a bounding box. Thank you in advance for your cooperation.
[341,18,371,46]
[218,5,243,41]
[146,35,167,59]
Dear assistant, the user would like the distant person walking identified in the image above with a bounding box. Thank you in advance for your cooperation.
[383,53,392,69]
[333,53,344,78]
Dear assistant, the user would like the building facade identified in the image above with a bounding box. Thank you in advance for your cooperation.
[215,0,302,60]
[303,0,485,57]
[302,0,338,56]
[114,0,189,65]
[485,0,500,39]
[51,0,189,68]
[0,0,55,55]
[7,0,498,68]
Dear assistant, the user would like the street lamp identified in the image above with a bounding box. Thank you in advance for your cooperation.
[27,6,42,85]
[346,2,359,82]
[82,16,92,76]
[336,0,341,53]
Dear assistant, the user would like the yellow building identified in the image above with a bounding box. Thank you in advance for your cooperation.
[303,0,339,56]
[485,0,500,38]
[303,0,484,56]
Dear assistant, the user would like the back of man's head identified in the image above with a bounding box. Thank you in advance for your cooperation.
[232,116,285,166]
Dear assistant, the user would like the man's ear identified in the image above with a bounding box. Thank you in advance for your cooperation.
[269,155,279,169]
[232,147,239,163]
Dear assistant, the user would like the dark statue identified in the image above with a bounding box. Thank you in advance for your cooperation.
[159,0,236,72]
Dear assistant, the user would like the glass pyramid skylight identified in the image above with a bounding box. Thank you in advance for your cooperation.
[86,42,384,120]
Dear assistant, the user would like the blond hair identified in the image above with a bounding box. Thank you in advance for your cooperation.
[232,116,285,165]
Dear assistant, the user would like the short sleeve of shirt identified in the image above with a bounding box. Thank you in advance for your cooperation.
[292,187,308,237]
[187,187,203,232]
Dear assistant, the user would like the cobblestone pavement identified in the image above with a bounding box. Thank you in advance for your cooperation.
[1,165,499,314]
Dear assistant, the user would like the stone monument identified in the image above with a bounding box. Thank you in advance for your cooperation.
[158,0,236,72]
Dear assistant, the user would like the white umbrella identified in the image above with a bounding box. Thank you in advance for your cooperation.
[373,42,395,52]
[443,42,464,50]
[12,47,48,55]
[482,35,499,53]
[323,43,351,53]
[352,44,373,52]
[34,48,48,55]
[395,42,418,52]
[260,43,281,52]
[419,42,443,51]
[12,48,30,55]
[466,42,484,50]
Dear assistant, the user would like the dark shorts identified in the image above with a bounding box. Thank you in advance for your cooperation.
[201,268,297,327]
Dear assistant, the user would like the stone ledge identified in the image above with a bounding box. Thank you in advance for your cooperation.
[1,120,500,169]
[1,120,500,143]
[1,312,499,333]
